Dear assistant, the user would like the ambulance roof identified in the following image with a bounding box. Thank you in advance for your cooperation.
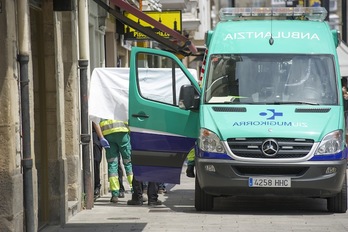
[208,7,333,55]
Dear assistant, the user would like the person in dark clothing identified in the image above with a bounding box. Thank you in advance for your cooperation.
[92,123,102,199]
[92,122,125,199]
[127,177,162,206]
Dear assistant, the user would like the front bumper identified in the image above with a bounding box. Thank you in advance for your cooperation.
[196,158,347,198]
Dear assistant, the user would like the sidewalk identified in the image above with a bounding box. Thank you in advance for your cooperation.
[41,168,348,232]
[41,165,196,232]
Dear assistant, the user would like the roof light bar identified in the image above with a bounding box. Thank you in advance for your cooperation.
[219,7,327,22]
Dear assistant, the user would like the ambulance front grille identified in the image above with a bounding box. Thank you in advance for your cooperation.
[227,138,314,159]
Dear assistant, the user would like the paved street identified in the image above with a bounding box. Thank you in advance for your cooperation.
[42,166,348,232]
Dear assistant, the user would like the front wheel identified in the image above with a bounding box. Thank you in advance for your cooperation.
[195,176,214,211]
[327,174,347,213]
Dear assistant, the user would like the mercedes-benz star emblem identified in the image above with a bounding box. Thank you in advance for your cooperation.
[261,139,279,157]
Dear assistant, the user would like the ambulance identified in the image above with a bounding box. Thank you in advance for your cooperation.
[127,7,348,212]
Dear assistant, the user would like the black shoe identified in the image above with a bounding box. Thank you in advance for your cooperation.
[119,191,125,198]
[110,196,118,203]
[127,199,143,205]
[186,165,195,178]
[148,199,162,206]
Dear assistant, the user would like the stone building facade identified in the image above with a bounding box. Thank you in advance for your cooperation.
[0,0,124,231]
[0,0,202,231]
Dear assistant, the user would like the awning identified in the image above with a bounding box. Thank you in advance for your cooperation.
[93,0,198,56]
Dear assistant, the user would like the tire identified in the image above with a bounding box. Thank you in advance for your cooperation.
[327,174,347,213]
[195,176,214,211]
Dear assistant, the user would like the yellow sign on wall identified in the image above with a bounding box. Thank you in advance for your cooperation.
[123,10,182,40]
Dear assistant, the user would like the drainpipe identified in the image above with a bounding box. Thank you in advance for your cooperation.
[17,0,35,231]
[78,0,94,209]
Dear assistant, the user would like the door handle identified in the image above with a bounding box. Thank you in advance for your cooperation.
[131,113,149,118]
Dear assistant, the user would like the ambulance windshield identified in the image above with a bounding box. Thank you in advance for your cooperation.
[204,54,338,105]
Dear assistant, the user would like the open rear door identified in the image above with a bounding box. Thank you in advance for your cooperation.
[128,47,200,184]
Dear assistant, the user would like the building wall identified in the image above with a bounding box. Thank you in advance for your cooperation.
[0,0,112,230]
[31,6,82,218]
[31,0,83,228]
[0,0,83,230]
[0,1,25,231]
[60,10,81,209]
[0,0,204,230]
[31,6,48,229]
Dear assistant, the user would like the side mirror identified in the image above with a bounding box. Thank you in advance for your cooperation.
[178,85,200,110]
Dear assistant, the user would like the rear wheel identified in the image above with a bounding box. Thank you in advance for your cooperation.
[327,174,347,213]
[195,176,213,211]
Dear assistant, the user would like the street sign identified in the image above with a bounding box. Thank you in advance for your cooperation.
[124,10,182,40]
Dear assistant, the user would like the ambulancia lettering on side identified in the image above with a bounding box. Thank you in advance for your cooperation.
[223,32,320,40]
[128,7,348,213]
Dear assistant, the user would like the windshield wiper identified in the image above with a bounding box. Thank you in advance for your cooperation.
[217,101,320,105]
[205,75,228,93]
[223,101,256,104]
[270,101,320,105]
[223,101,239,104]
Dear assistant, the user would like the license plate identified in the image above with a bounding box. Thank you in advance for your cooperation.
[249,177,291,188]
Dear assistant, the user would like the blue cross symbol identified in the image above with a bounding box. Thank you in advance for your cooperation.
[259,109,283,120]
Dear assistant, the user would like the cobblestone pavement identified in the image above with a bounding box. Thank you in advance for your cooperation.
[42,167,348,232]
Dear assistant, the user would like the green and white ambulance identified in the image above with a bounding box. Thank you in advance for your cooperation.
[128,7,348,213]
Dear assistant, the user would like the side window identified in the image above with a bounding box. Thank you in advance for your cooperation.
[136,53,192,106]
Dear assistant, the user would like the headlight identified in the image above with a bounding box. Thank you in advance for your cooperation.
[199,128,225,153]
[315,130,344,155]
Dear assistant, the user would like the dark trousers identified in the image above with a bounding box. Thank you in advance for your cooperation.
[132,177,158,202]
[118,156,125,192]
[94,160,101,189]
[93,141,102,190]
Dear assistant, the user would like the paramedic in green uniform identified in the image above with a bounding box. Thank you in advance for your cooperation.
[94,119,133,203]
